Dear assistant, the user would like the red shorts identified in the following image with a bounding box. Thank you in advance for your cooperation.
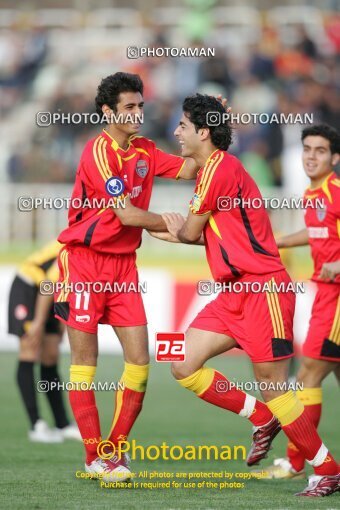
[54,245,147,334]
[190,269,295,363]
[303,282,340,362]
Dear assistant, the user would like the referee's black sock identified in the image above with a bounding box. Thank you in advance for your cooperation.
[40,364,70,429]
[17,361,39,428]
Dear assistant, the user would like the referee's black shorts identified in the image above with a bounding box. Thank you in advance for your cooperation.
[8,276,61,337]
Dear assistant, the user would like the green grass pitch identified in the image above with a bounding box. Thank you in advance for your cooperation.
[0,353,339,509]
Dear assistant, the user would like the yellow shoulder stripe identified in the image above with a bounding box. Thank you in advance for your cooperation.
[330,178,340,188]
[321,178,332,204]
[122,153,137,162]
[199,152,224,202]
[93,136,112,182]
[135,147,150,157]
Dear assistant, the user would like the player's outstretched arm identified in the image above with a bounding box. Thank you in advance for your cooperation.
[114,196,167,231]
[147,230,181,243]
[276,228,309,249]
[147,228,204,244]
[177,158,200,180]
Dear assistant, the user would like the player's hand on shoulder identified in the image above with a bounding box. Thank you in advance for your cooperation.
[216,94,231,114]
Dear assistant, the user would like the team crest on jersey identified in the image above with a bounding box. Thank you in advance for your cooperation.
[136,160,148,178]
[316,205,327,222]
[105,176,125,197]
[14,304,28,320]
[191,193,201,212]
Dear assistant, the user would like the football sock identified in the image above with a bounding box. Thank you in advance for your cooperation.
[267,390,338,476]
[40,364,70,429]
[17,361,39,428]
[69,365,101,464]
[287,387,322,472]
[177,367,274,426]
[108,363,149,446]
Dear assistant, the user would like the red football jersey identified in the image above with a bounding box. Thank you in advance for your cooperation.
[58,130,185,254]
[304,171,340,284]
[190,149,284,282]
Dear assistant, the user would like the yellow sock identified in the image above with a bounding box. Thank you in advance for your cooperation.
[108,363,149,442]
[267,390,304,426]
[177,367,215,396]
[296,387,322,406]
[70,365,96,387]
[121,362,149,392]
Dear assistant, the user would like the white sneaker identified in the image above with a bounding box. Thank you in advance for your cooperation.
[253,457,305,479]
[28,419,63,443]
[59,423,82,441]
[85,457,131,482]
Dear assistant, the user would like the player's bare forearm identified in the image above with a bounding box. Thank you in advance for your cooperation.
[162,211,208,244]
[147,231,181,243]
[276,228,309,249]
[35,291,54,325]
[177,224,203,244]
[121,207,167,231]
[148,230,204,245]
[22,291,54,343]
[114,198,167,231]
[177,158,200,180]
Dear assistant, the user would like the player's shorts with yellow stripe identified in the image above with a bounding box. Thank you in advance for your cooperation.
[190,269,295,363]
[303,282,340,362]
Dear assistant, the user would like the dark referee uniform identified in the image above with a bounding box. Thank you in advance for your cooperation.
[8,241,62,337]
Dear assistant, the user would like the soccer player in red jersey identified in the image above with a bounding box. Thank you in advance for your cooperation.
[54,72,203,480]
[151,98,339,497]
[260,125,340,489]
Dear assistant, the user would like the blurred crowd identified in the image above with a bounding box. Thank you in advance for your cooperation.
[2,8,340,187]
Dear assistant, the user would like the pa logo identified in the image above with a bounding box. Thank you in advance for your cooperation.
[105,176,125,197]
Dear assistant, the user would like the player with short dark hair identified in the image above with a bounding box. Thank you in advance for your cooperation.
[95,72,143,118]
[150,99,340,497]
[54,72,202,481]
[182,94,233,151]
[301,124,340,155]
[258,124,340,484]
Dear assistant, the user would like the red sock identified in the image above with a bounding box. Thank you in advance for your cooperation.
[199,371,274,427]
[69,390,101,464]
[288,403,322,472]
[283,409,338,476]
[108,388,145,444]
